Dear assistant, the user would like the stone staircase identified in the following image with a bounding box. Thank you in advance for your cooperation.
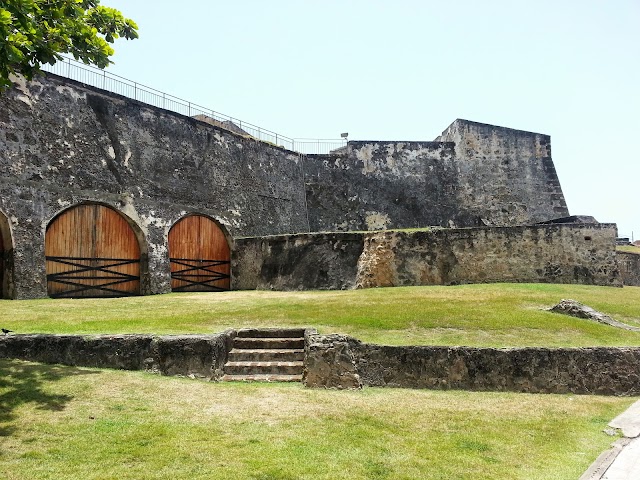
[221,328,306,382]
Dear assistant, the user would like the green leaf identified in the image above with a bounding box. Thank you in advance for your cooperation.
[0,0,138,91]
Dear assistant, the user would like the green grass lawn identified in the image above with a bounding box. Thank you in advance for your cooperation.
[2,284,639,478]
[0,358,634,480]
[2,283,640,347]
[618,245,640,254]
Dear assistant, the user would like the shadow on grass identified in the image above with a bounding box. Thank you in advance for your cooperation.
[0,359,100,438]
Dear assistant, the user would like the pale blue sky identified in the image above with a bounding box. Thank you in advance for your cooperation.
[103,0,639,238]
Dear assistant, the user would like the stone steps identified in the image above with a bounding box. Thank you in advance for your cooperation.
[225,361,304,375]
[222,328,306,383]
[236,328,306,338]
[227,348,304,362]
[232,337,305,350]
[220,374,303,383]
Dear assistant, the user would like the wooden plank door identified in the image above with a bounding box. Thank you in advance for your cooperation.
[0,228,4,299]
[169,215,230,292]
[45,204,141,298]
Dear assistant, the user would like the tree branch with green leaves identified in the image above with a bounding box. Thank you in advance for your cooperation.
[0,0,138,89]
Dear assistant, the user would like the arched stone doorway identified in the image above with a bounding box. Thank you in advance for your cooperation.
[168,214,230,292]
[45,203,142,298]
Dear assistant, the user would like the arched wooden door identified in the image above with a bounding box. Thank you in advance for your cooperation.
[45,204,141,298]
[0,212,14,299]
[169,215,230,292]
[0,227,4,298]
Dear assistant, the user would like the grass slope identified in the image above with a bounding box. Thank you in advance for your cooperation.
[0,359,634,480]
[617,245,640,255]
[2,284,640,347]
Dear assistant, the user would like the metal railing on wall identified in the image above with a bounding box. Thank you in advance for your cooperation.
[41,57,346,155]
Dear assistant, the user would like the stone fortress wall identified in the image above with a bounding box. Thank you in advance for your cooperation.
[0,74,308,298]
[0,72,626,299]
[304,120,568,232]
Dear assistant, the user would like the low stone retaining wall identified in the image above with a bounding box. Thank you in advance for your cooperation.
[303,334,640,395]
[0,332,235,380]
[233,224,622,290]
[4,331,640,395]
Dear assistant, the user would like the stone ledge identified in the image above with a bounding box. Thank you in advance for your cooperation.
[4,331,640,395]
[304,334,640,395]
[0,332,235,380]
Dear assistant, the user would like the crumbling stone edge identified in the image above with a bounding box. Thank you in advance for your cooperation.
[302,330,363,389]
[549,299,640,332]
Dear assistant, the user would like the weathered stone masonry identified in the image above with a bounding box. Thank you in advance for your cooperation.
[303,333,640,395]
[233,223,622,290]
[2,331,639,395]
[435,119,569,226]
[0,332,234,379]
[617,252,640,286]
[0,74,308,298]
[304,120,568,232]
[0,73,619,298]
